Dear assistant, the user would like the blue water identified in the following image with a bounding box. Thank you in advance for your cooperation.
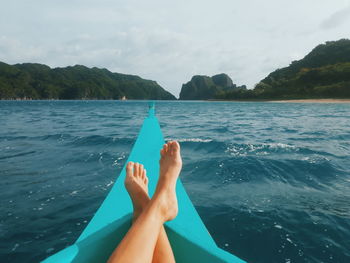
[1,101,350,263]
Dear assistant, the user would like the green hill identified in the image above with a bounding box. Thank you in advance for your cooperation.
[0,62,176,100]
[217,39,350,100]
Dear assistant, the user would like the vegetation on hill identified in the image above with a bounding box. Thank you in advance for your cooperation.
[217,39,350,100]
[0,62,176,100]
[3,39,349,101]
[179,73,246,100]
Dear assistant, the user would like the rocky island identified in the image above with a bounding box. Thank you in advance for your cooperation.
[179,73,246,100]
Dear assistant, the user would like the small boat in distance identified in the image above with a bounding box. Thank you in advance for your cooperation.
[42,102,245,263]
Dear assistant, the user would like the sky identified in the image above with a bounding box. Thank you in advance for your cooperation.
[1,0,350,97]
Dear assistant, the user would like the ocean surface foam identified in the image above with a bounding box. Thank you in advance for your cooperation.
[166,138,213,143]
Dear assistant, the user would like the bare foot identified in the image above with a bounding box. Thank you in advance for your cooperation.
[160,141,182,177]
[124,162,150,220]
[154,141,182,222]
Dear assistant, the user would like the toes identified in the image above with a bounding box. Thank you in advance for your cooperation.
[163,141,174,154]
[139,164,144,178]
[143,168,148,184]
[169,141,174,154]
[134,162,140,177]
[160,144,167,155]
[160,141,180,159]
[142,168,147,180]
[172,141,180,152]
[126,162,134,175]
[169,141,176,155]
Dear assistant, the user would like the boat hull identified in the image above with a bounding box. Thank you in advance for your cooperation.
[43,104,245,263]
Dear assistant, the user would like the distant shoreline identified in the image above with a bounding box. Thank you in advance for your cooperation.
[2,98,350,103]
[208,98,350,103]
[267,99,350,103]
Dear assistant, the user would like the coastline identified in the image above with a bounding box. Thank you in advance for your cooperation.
[268,99,350,103]
[2,98,350,103]
[207,98,350,103]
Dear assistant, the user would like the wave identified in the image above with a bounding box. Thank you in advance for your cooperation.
[1,133,136,147]
[40,133,74,141]
[166,139,301,156]
[70,135,134,147]
[225,142,298,157]
[0,151,36,160]
[166,138,213,143]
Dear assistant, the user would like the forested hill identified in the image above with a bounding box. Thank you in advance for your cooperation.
[217,39,350,100]
[0,62,176,100]
[179,73,246,100]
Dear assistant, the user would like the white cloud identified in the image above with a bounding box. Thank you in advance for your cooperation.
[320,4,350,30]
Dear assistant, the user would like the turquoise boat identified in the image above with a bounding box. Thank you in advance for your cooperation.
[43,103,245,263]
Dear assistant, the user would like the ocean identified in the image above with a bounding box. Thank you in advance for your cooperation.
[0,100,349,263]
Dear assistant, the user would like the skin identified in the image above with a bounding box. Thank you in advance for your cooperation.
[108,141,182,263]
[123,161,175,263]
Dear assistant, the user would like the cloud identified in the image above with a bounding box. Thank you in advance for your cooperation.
[0,36,46,62]
[320,5,350,30]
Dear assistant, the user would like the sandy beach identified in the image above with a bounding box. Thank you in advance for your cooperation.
[269,99,350,103]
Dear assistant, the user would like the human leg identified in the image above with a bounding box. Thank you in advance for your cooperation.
[108,141,182,263]
[124,161,175,263]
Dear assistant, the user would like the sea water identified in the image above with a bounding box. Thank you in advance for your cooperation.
[0,100,349,263]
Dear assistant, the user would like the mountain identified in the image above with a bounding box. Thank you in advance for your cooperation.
[179,73,246,100]
[0,62,176,100]
[217,39,350,100]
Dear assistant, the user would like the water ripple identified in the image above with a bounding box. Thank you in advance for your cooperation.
[1,100,349,263]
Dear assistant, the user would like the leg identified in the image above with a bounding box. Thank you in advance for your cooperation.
[151,228,175,263]
[152,141,183,263]
[124,160,175,263]
[107,195,166,263]
[108,141,182,263]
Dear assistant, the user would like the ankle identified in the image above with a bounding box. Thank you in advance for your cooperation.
[153,192,178,222]
[132,199,150,222]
